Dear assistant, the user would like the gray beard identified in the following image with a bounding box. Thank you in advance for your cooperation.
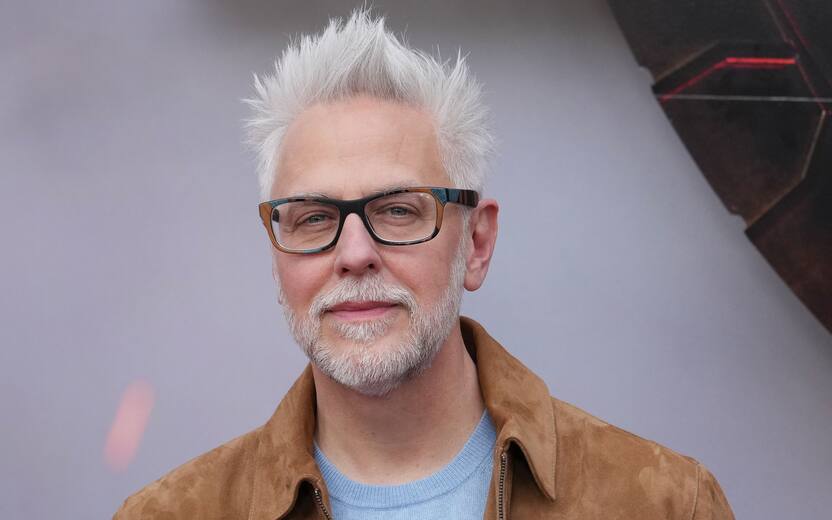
[280,238,468,397]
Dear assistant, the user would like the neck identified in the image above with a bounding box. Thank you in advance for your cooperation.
[312,322,485,485]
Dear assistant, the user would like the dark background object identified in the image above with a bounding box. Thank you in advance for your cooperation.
[607,0,832,333]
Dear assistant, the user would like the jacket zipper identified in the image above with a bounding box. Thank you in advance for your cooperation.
[313,487,332,520]
[497,451,508,520]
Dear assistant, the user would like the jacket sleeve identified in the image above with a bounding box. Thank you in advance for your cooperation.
[692,463,735,520]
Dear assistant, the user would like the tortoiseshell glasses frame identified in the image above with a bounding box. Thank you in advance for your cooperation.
[258,187,479,254]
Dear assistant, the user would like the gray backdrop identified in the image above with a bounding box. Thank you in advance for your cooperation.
[2,1,830,518]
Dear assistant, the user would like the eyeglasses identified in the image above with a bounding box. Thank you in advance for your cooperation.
[258,187,479,254]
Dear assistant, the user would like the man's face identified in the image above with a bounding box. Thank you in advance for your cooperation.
[270,95,469,396]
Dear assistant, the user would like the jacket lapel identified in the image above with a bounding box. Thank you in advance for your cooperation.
[250,365,324,520]
[461,316,558,502]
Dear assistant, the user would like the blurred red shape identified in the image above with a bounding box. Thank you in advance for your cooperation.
[104,379,155,473]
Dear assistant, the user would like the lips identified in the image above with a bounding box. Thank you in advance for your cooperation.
[326,301,398,320]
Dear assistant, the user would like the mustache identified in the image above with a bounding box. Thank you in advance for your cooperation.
[309,275,417,317]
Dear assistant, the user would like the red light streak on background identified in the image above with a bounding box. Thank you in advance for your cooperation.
[658,56,797,103]
[104,379,155,473]
[724,57,797,67]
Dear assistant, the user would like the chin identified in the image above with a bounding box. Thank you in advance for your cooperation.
[311,322,438,397]
[324,310,405,345]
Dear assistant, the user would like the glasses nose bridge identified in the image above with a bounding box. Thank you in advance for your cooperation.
[338,198,376,240]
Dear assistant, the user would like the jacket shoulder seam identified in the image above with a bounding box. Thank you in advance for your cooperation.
[552,396,703,516]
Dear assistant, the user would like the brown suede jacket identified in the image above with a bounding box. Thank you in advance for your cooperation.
[114,317,735,519]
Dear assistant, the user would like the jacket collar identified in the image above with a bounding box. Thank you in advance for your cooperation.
[251,316,557,519]
[461,316,558,501]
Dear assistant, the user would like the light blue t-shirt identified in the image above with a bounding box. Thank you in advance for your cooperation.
[313,410,497,520]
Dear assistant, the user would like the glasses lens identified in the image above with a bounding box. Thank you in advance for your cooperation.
[366,192,437,243]
[272,201,339,251]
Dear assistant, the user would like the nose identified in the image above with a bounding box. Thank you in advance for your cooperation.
[332,213,381,277]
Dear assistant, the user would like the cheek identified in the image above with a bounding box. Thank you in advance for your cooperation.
[385,241,458,302]
[274,254,331,308]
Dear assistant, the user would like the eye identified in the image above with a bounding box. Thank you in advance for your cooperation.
[301,213,332,225]
[387,206,411,217]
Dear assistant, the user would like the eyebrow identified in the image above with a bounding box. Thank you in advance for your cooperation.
[289,191,330,198]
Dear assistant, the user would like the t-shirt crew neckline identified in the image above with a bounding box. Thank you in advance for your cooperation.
[312,409,497,509]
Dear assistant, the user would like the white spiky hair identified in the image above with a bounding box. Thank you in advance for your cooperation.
[244,8,494,201]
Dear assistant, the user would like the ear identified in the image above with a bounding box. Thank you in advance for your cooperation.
[464,198,499,291]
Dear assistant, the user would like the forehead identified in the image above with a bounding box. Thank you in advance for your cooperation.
[272,96,449,199]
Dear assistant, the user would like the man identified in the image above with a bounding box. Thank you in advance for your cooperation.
[115,9,734,519]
